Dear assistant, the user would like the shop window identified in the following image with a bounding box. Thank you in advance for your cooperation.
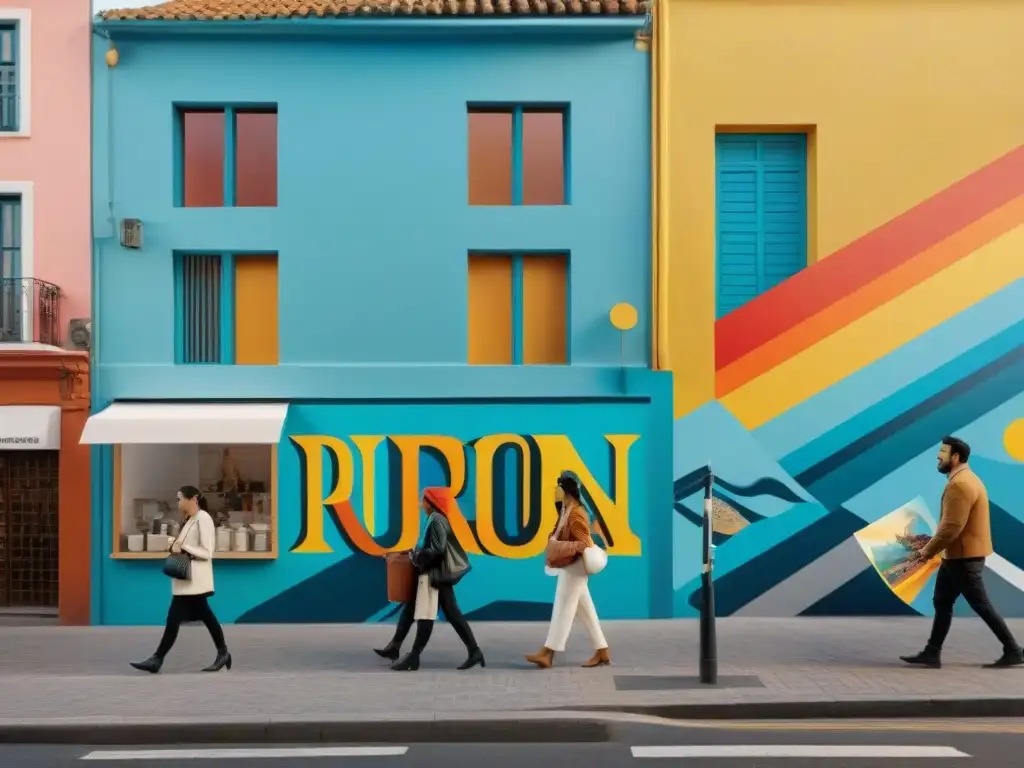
[112,444,277,559]
[178,105,278,208]
[467,106,567,205]
[175,252,279,365]
[467,252,568,365]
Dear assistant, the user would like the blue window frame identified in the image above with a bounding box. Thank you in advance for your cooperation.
[715,133,808,318]
[0,24,18,132]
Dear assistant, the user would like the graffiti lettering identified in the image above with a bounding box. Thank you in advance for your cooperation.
[290,433,641,558]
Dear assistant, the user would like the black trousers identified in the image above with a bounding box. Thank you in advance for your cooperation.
[155,594,227,659]
[392,584,478,654]
[927,558,1019,652]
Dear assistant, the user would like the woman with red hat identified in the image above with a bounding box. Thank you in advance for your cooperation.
[374,487,484,671]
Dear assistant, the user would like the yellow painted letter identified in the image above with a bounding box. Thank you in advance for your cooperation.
[291,435,355,554]
[533,434,642,556]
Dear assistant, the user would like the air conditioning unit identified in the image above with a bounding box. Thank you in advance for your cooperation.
[120,218,143,250]
[68,318,91,351]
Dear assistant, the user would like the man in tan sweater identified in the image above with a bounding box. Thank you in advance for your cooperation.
[901,436,1023,669]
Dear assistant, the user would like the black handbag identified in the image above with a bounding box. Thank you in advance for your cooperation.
[162,551,192,580]
[429,517,472,588]
[162,517,197,580]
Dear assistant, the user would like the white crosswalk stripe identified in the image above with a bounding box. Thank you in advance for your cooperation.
[631,745,971,759]
[80,747,410,761]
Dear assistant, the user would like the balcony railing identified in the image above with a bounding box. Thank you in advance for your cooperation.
[0,278,61,345]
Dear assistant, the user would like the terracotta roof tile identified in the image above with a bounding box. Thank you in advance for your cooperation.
[101,0,649,20]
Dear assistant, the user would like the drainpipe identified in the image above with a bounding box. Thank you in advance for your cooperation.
[650,2,670,372]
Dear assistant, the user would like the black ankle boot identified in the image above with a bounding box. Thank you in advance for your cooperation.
[457,648,485,670]
[202,649,232,672]
[390,652,421,671]
[130,655,164,674]
[983,648,1024,668]
[374,641,401,661]
[900,646,941,668]
[391,620,432,671]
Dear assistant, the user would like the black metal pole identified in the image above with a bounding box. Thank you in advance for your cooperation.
[699,467,718,685]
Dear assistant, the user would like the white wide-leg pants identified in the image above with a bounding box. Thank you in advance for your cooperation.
[544,559,608,652]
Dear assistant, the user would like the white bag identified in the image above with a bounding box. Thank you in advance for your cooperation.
[582,545,608,575]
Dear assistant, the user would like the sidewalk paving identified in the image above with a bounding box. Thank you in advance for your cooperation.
[1,618,1023,741]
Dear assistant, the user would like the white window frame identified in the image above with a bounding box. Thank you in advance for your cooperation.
[0,8,30,138]
[0,181,34,341]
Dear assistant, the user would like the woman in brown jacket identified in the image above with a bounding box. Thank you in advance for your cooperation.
[526,473,610,668]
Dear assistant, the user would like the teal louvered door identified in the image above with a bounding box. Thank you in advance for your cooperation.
[715,133,808,319]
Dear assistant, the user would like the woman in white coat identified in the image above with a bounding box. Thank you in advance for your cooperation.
[130,486,231,674]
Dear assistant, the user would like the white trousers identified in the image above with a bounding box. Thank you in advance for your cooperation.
[544,559,608,652]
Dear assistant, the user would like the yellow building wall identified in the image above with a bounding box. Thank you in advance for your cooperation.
[662,0,1024,417]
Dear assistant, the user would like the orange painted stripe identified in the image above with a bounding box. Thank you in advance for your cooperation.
[715,195,1024,397]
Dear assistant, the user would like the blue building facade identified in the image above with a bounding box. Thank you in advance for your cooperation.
[88,4,671,625]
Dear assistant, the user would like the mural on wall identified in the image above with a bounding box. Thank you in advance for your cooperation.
[673,145,1024,617]
[235,402,660,624]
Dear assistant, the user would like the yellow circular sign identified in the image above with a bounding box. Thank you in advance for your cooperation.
[609,302,638,331]
[1004,419,1024,462]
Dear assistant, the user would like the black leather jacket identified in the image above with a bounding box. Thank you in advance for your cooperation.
[411,514,471,588]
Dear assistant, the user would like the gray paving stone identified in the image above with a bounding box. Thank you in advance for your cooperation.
[0,618,1022,723]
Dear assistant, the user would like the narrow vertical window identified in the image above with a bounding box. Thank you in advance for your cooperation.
[235,110,278,207]
[521,254,567,364]
[0,24,17,132]
[0,195,21,342]
[181,111,226,208]
[521,111,566,206]
[234,254,279,365]
[179,254,223,363]
[467,112,513,206]
[467,254,513,364]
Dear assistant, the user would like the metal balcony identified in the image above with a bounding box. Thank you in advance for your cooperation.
[0,278,61,345]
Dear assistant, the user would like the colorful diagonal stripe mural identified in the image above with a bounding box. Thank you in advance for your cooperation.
[673,144,1024,618]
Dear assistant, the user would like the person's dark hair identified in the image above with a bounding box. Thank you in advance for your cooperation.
[942,436,971,464]
[557,472,581,502]
[179,485,209,512]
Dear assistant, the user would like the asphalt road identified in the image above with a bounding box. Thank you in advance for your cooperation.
[3,721,1024,767]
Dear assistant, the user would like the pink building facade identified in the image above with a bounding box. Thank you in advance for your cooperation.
[0,3,92,625]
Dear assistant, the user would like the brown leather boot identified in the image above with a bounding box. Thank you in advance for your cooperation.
[525,647,555,668]
[581,647,611,668]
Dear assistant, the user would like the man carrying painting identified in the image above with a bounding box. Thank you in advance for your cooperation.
[901,436,1023,669]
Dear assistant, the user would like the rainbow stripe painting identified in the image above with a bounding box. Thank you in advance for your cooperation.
[672,144,1024,618]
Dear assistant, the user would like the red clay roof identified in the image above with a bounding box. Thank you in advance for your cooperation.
[101,0,649,20]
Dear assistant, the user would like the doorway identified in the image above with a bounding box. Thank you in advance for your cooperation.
[0,451,59,608]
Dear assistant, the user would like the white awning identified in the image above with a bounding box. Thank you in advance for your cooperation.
[80,403,288,445]
[0,406,61,450]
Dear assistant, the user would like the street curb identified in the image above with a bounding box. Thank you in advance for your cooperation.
[4,698,1024,744]
[576,697,1024,720]
[0,717,613,745]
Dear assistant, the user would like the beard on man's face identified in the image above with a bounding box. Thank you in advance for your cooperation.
[555,501,563,513]
[938,459,952,475]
